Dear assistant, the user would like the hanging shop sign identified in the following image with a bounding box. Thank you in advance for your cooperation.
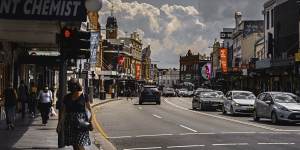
[135,64,141,80]
[0,0,87,21]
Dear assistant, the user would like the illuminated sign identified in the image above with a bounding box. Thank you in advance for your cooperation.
[220,48,228,73]
[201,63,211,80]
[136,64,141,80]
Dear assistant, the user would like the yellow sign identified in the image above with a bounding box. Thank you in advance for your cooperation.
[295,53,300,62]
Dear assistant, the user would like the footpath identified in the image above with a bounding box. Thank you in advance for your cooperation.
[0,97,116,150]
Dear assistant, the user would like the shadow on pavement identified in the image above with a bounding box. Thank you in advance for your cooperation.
[0,113,34,150]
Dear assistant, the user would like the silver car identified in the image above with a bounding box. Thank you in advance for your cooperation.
[223,91,256,115]
[254,92,300,124]
[192,91,225,111]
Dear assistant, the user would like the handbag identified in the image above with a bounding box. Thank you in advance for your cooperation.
[76,94,93,131]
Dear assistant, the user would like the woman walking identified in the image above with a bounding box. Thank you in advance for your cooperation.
[57,78,93,150]
[28,82,38,118]
[38,85,53,125]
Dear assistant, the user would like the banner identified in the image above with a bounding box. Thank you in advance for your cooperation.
[90,32,99,64]
[0,0,87,21]
[220,48,228,73]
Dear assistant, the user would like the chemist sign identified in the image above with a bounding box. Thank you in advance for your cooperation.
[0,0,87,21]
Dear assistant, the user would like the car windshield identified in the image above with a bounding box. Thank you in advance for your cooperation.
[215,91,224,96]
[143,88,158,95]
[233,92,255,99]
[201,92,219,98]
[272,93,298,103]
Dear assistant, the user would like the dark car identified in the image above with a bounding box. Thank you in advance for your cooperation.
[192,91,225,111]
[139,86,161,105]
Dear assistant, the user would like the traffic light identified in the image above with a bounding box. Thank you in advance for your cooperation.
[58,27,91,59]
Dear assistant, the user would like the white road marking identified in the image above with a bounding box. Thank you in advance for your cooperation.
[108,136,133,139]
[212,143,249,146]
[138,107,143,110]
[124,147,162,150]
[164,98,279,131]
[221,132,257,134]
[179,132,216,135]
[179,125,197,133]
[257,143,295,145]
[136,134,173,137]
[167,145,205,149]
[152,114,163,119]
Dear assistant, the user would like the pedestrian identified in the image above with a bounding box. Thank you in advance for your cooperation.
[4,84,18,130]
[18,80,29,119]
[38,85,53,125]
[126,88,132,101]
[28,82,38,118]
[57,78,93,150]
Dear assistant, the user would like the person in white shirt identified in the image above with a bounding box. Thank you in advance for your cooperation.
[38,85,53,125]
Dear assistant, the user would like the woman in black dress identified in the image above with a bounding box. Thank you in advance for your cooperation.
[57,78,93,150]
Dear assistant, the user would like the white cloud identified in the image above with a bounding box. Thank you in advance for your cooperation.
[100,0,208,68]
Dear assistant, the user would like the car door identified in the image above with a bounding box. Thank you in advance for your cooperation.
[225,92,232,111]
[261,94,272,118]
[255,93,266,117]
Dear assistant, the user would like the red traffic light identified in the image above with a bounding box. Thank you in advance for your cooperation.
[63,29,72,38]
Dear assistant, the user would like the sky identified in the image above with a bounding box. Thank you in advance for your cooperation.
[99,0,266,68]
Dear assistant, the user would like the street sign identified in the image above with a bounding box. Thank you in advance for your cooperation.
[84,62,90,71]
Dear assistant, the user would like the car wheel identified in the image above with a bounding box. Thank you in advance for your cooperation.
[157,101,161,105]
[139,100,143,105]
[253,110,260,121]
[230,106,235,115]
[222,106,227,114]
[271,112,279,124]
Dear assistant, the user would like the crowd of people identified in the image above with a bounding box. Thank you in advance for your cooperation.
[2,79,93,150]
[3,80,55,130]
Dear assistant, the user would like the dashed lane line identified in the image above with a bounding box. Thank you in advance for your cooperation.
[164,98,279,131]
[179,132,216,135]
[135,134,174,138]
[258,143,295,145]
[212,143,249,146]
[179,124,198,133]
[167,145,205,149]
[152,114,163,119]
[123,147,162,150]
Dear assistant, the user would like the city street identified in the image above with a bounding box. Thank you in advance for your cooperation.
[95,97,300,150]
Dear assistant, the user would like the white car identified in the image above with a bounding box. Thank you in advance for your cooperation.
[162,88,176,97]
[177,89,188,97]
[254,92,300,124]
[223,90,256,115]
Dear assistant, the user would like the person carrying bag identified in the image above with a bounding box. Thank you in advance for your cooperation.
[57,78,93,150]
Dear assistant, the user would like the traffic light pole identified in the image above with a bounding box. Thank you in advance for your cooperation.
[58,55,67,105]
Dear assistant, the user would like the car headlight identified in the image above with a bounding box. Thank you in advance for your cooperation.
[278,106,290,112]
[233,102,240,106]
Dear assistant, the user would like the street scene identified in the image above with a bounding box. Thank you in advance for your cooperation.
[1,0,300,150]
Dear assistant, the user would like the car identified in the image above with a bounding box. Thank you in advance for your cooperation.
[253,92,300,124]
[177,89,188,97]
[139,85,161,105]
[193,88,214,96]
[223,90,256,115]
[162,87,176,97]
[192,91,225,111]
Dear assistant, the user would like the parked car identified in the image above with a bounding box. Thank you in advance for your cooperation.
[139,85,161,105]
[192,91,225,111]
[163,87,176,97]
[177,89,188,97]
[253,92,300,124]
[223,90,256,115]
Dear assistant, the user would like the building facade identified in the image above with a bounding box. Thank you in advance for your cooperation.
[159,68,180,88]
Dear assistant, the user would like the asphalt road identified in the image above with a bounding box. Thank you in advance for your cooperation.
[95,97,300,150]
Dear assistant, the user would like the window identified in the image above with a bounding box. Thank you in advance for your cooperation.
[266,11,270,30]
[271,9,274,27]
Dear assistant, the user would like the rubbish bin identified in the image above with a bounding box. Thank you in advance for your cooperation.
[100,91,106,100]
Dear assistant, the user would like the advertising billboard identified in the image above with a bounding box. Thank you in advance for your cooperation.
[201,63,211,80]
[220,48,228,73]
